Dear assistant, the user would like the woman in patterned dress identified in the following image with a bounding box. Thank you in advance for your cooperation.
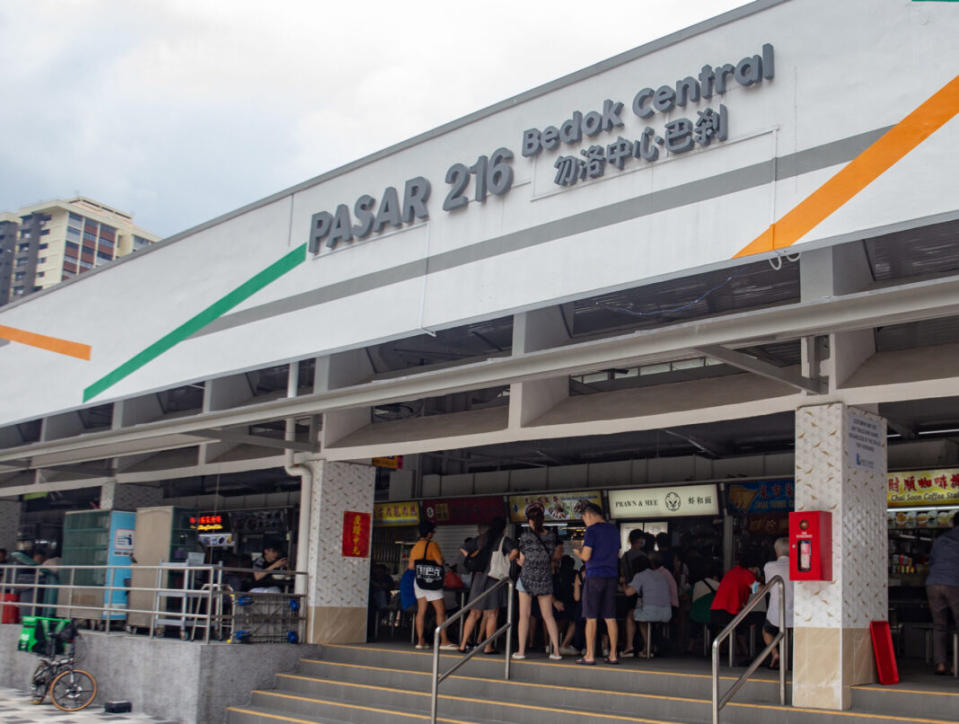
[512,503,563,660]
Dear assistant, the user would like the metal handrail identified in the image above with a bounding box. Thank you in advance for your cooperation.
[0,563,307,644]
[430,577,514,723]
[711,575,787,724]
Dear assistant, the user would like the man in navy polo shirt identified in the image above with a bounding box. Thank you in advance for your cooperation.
[574,503,621,665]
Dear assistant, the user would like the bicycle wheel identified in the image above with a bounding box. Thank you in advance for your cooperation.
[49,668,97,712]
[30,662,52,704]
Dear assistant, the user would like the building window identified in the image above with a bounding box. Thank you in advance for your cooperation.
[14,272,24,280]
[83,230,96,242]
[66,226,81,239]
[68,212,82,223]
[96,250,112,261]
[38,257,46,264]
[36,271,44,278]
[39,229,50,236]
[65,241,79,252]
[38,243,48,250]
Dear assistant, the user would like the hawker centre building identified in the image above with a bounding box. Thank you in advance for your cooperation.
[2,0,959,719]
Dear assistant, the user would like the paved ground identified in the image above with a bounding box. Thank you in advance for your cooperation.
[0,687,177,724]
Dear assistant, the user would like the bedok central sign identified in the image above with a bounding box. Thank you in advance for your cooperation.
[308,44,775,255]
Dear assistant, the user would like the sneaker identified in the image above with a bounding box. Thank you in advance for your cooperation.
[511,652,526,660]
[559,646,580,656]
[549,653,563,661]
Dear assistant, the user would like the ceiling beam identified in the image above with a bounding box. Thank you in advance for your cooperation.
[4,271,959,466]
[188,429,318,453]
[695,345,825,394]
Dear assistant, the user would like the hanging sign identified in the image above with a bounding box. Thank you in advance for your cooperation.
[372,456,404,469]
[423,496,504,525]
[726,480,794,514]
[342,511,372,558]
[507,491,601,523]
[888,469,959,507]
[373,501,420,526]
[609,484,718,519]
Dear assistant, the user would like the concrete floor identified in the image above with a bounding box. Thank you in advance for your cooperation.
[0,686,177,724]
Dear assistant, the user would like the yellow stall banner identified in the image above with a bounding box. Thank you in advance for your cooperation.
[888,469,959,507]
[373,500,419,526]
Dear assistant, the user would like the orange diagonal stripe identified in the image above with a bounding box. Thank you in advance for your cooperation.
[0,324,91,360]
[735,74,959,258]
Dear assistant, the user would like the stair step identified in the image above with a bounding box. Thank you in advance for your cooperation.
[227,643,959,724]
[313,644,786,703]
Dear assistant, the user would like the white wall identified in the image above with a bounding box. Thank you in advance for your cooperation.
[3,0,958,426]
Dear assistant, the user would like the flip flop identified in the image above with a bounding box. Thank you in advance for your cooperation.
[575,657,597,666]
[604,657,620,665]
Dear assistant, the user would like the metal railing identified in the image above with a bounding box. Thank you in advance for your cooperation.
[711,575,787,724]
[430,577,514,724]
[0,563,307,644]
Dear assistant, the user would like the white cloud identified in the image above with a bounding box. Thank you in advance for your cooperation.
[0,0,751,236]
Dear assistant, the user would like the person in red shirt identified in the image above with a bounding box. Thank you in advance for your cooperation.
[710,555,761,663]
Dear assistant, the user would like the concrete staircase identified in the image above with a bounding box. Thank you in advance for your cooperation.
[226,643,959,724]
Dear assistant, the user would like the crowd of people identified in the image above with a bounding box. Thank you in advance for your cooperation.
[375,503,796,667]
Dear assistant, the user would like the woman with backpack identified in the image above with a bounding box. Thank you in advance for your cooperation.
[457,516,512,654]
[513,503,563,660]
[408,521,457,650]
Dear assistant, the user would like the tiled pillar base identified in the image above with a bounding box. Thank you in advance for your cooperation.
[309,605,368,643]
[793,627,874,710]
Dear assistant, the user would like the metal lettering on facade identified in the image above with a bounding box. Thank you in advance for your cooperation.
[306,44,774,257]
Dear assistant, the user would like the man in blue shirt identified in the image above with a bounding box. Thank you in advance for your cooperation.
[927,513,959,675]
[574,503,621,665]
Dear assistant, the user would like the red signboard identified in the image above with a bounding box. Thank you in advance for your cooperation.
[342,511,371,558]
[422,496,505,525]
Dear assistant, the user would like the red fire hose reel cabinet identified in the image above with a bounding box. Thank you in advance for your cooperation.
[789,510,833,581]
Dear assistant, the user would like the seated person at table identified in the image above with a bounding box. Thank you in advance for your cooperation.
[624,554,672,658]
[251,542,290,593]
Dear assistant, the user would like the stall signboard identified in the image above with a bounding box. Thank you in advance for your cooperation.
[373,501,420,526]
[727,480,794,514]
[508,491,601,523]
[189,513,227,532]
[888,469,959,508]
[423,496,504,525]
[609,484,719,519]
[372,456,404,469]
[342,511,372,558]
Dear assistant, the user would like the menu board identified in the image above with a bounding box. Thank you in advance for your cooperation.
[373,501,420,527]
[888,469,959,507]
[888,508,958,530]
[507,491,601,523]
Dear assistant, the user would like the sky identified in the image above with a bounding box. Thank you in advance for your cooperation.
[0,0,752,239]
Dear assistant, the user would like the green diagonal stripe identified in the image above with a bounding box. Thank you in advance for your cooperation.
[83,244,307,402]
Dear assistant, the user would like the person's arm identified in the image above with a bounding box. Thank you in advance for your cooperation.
[577,545,593,562]
[573,572,583,602]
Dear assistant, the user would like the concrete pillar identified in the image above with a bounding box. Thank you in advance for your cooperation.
[303,459,375,643]
[509,306,570,428]
[792,402,887,710]
[101,483,162,511]
[800,243,876,390]
[0,499,21,550]
[318,350,374,448]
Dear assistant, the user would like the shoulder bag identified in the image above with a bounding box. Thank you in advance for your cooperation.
[414,541,444,590]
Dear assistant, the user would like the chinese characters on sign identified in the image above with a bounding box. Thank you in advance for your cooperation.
[553,106,728,187]
[373,501,420,526]
[888,468,959,507]
[607,484,719,518]
[726,480,794,514]
[342,511,371,558]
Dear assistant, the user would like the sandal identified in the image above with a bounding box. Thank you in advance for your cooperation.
[620,648,634,657]
[604,657,620,665]
[575,657,597,666]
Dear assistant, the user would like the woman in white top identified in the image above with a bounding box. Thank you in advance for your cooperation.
[762,537,794,669]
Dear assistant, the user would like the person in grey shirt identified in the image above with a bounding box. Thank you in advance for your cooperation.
[927,512,959,675]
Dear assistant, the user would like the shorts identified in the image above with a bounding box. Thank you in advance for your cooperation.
[582,576,617,620]
[762,620,780,637]
[634,604,672,622]
[414,582,444,602]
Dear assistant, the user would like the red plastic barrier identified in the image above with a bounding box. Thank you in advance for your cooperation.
[0,592,19,624]
[870,620,899,685]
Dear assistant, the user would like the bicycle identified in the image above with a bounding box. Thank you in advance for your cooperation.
[29,622,97,712]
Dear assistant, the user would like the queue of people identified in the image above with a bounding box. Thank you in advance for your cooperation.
[374,504,795,668]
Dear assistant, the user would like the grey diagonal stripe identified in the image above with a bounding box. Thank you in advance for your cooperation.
[0,339,8,349]
[191,126,890,340]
